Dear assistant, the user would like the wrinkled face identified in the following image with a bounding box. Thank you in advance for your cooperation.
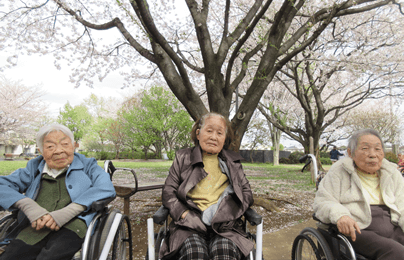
[40,131,74,170]
[348,134,384,174]
[197,116,226,154]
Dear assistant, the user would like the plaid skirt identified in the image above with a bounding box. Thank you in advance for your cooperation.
[178,233,242,260]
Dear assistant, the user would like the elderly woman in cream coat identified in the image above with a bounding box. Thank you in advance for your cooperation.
[314,129,404,260]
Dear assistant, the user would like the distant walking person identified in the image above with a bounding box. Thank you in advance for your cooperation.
[330,146,343,164]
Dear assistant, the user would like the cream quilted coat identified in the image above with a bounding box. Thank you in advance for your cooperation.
[314,157,404,230]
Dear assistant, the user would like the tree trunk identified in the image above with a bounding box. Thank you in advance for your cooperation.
[270,125,282,165]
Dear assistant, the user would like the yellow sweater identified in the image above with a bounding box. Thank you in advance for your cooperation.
[187,154,229,211]
[357,169,384,205]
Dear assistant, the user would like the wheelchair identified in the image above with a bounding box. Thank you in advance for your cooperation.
[146,205,264,260]
[0,163,133,260]
[291,215,370,260]
[0,197,133,260]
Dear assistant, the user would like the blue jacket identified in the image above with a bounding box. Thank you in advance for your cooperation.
[330,149,343,160]
[0,153,116,227]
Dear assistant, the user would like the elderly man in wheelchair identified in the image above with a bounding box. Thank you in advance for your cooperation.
[0,124,116,260]
[313,129,404,260]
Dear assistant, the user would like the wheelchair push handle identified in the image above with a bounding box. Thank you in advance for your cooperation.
[299,154,318,180]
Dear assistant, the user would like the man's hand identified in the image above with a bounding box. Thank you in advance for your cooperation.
[31,214,60,231]
[337,215,361,241]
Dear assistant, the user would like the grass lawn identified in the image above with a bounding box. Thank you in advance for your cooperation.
[0,160,30,175]
[0,159,323,185]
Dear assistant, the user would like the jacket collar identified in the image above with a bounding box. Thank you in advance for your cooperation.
[67,153,85,173]
[190,146,203,165]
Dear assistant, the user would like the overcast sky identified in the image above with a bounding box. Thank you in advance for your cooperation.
[1,54,137,117]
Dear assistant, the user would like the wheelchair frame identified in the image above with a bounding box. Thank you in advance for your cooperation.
[146,205,263,260]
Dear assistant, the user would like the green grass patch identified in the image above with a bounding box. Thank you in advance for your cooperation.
[0,160,29,175]
[96,161,172,170]
[1,160,315,191]
[243,163,316,191]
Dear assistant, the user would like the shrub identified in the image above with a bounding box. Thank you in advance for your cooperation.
[288,151,306,164]
[79,151,89,157]
[118,150,144,159]
[385,152,398,164]
[320,151,330,158]
[279,157,290,164]
[167,150,176,160]
[320,157,332,165]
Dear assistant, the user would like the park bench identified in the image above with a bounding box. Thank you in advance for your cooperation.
[4,154,17,160]
[104,160,164,215]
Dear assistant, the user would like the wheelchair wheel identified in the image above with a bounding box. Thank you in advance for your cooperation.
[112,216,132,260]
[154,226,165,259]
[292,227,333,260]
[88,208,127,260]
[0,214,16,240]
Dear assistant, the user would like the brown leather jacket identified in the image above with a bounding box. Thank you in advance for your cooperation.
[160,146,254,259]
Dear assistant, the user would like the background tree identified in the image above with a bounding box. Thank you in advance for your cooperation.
[80,94,121,153]
[103,117,126,159]
[1,0,401,149]
[344,102,402,144]
[121,86,193,159]
[255,8,404,165]
[0,76,47,144]
[57,102,93,143]
[242,116,269,163]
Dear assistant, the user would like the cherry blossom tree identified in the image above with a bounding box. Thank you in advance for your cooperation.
[256,7,404,158]
[1,0,402,149]
[0,76,47,145]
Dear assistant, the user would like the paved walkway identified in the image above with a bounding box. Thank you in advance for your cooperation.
[262,219,317,260]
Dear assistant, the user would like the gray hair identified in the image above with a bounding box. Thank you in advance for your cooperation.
[199,112,228,134]
[347,129,385,157]
[36,124,75,152]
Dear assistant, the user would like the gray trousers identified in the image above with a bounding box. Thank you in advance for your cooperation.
[351,205,404,260]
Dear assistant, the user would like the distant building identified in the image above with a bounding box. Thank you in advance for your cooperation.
[284,145,304,153]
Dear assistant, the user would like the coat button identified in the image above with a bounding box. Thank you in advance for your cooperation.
[68,185,73,189]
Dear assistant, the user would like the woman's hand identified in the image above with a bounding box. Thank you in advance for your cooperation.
[337,215,361,241]
[181,210,189,219]
[31,214,60,231]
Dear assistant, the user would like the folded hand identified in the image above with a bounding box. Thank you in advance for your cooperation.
[31,214,60,231]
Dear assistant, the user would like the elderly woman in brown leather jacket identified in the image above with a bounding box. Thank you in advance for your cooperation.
[160,112,254,260]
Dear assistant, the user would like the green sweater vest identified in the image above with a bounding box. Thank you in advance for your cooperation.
[16,173,87,245]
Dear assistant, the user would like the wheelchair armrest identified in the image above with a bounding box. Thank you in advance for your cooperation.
[153,206,169,225]
[82,196,116,216]
[244,207,262,226]
[313,213,339,234]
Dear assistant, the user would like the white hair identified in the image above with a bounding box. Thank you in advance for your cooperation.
[347,129,385,157]
[36,124,75,152]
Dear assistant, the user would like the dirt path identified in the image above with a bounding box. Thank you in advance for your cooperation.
[262,219,317,259]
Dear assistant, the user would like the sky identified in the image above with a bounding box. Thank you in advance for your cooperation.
[1,54,137,117]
